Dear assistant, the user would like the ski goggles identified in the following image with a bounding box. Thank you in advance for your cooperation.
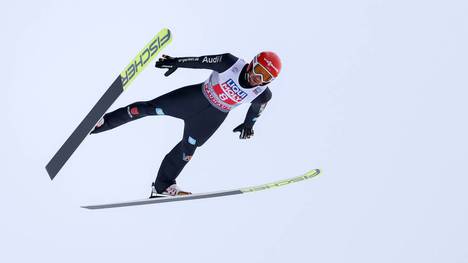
[251,56,275,83]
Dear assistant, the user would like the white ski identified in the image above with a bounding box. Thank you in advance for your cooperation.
[82,169,321,210]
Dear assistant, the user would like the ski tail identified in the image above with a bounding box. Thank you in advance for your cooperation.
[45,77,123,179]
[46,28,172,180]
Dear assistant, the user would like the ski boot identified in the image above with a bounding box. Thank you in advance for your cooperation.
[90,118,105,134]
[149,183,192,198]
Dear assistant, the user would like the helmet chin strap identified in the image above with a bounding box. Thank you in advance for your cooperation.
[244,64,253,86]
[245,71,258,87]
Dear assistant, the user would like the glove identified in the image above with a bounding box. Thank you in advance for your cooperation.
[233,123,254,139]
[155,54,178,77]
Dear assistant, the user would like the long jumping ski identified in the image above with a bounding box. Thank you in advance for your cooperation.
[46,28,172,180]
[81,169,321,210]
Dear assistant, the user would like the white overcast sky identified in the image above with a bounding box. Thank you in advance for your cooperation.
[2,0,468,262]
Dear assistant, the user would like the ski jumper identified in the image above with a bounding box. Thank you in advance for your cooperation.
[91,53,272,193]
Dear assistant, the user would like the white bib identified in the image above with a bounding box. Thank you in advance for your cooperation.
[202,59,268,112]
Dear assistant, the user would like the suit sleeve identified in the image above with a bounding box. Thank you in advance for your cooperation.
[243,88,272,128]
[170,53,238,73]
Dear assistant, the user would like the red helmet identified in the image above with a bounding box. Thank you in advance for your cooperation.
[249,51,282,83]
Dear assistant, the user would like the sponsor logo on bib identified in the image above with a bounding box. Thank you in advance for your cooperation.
[213,79,247,105]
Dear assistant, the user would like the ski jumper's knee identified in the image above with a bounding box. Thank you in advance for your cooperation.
[126,101,158,119]
[181,136,198,162]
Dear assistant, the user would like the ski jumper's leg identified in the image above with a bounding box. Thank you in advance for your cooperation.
[90,83,203,134]
[154,99,228,193]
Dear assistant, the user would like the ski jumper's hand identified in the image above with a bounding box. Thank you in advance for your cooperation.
[233,124,254,139]
[155,54,178,76]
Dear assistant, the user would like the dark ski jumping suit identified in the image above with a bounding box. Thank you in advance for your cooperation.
[91,53,272,193]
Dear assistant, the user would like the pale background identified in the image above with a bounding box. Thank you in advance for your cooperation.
[2,0,467,262]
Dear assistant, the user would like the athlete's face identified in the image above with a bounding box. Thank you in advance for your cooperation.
[247,60,274,86]
[247,69,264,86]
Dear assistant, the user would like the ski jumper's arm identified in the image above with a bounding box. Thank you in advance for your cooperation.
[243,88,272,128]
[156,53,238,73]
